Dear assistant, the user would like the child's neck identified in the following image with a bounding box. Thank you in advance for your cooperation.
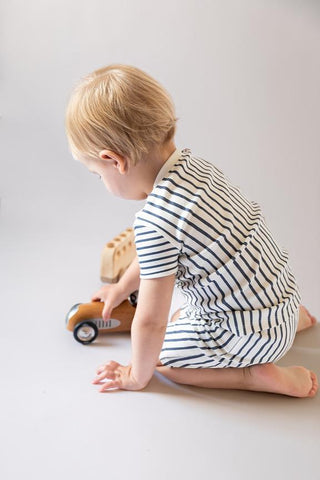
[131,139,176,200]
[147,139,176,185]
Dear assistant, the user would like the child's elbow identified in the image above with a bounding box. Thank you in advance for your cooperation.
[133,315,168,332]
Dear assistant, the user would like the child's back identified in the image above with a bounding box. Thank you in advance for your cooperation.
[135,147,301,368]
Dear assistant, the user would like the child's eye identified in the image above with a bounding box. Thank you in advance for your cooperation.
[91,172,101,180]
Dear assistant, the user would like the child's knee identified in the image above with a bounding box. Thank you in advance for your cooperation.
[170,308,181,323]
[156,365,178,382]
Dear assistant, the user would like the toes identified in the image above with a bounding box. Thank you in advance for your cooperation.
[304,306,317,324]
[299,305,317,329]
[310,315,317,326]
[308,371,318,398]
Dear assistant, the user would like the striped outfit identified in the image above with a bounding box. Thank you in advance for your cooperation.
[134,148,301,368]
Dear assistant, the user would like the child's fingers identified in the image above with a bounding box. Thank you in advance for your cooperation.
[96,365,106,374]
[92,369,116,384]
[91,288,105,302]
[91,295,102,302]
[96,360,119,373]
[99,380,121,392]
[91,285,114,303]
[93,361,120,383]
[102,304,112,321]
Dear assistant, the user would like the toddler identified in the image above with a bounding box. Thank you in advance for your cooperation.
[65,64,318,397]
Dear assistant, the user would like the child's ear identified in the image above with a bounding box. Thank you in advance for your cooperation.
[99,149,128,174]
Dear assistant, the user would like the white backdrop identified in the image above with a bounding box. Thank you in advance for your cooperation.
[1,0,319,310]
[1,3,320,479]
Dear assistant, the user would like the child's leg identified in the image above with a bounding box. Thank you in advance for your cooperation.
[159,303,318,397]
[156,363,318,398]
[169,308,181,323]
[297,305,317,332]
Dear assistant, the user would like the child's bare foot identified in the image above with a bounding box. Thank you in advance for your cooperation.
[297,305,317,332]
[245,363,318,398]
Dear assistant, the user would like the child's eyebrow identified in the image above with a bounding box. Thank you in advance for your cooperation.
[90,171,101,178]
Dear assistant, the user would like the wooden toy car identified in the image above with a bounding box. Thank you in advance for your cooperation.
[65,291,138,344]
[66,227,138,344]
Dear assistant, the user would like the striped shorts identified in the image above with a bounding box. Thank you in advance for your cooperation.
[159,306,299,369]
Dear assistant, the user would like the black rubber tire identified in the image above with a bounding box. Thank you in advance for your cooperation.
[73,321,98,345]
[128,291,139,307]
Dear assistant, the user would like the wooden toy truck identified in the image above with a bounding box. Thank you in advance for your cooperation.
[100,227,136,283]
[65,227,137,344]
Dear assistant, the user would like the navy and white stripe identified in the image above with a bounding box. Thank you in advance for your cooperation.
[134,225,179,278]
[134,148,301,368]
[159,306,298,368]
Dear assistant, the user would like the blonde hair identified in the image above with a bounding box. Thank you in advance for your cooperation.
[65,64,177,164]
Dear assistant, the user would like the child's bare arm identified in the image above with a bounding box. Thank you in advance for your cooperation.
[92,273,175,391]
[91,255,140,320]
[130,274,176,387]
[118,254,140,295]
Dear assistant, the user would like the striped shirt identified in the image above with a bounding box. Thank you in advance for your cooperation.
[134,148,301,335]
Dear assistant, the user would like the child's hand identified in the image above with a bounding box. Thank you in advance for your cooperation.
[92,361,147,392]
[91,284,127,321]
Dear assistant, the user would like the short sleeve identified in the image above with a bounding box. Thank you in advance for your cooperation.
[134,223,180,279]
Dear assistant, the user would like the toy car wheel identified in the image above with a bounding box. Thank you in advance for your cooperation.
[73,321,98,345]
[129,290,138,307]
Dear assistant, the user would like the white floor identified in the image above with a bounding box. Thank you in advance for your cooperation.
[1,205,319,480]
